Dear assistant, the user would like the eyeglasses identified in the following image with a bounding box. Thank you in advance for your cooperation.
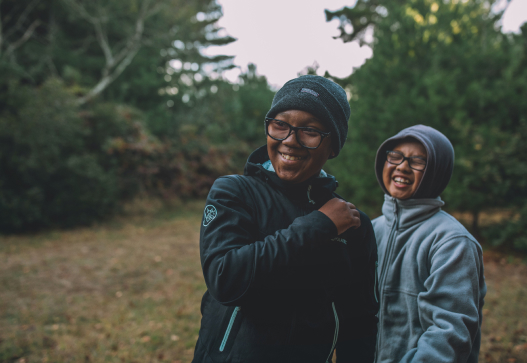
[386,150,427,171]
[265,118,331,149]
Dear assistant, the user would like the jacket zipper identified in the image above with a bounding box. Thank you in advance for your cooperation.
[378,200,399,288]
[374,261,379,303]
[375,200,399,362]
[325,302,339,363]
[219,306,241,352]
[306,184,339,362]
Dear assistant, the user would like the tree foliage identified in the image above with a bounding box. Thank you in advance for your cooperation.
[0,0,246,232]
[0,79,119,231]
[0,0,236,105]
[325,0,527,250]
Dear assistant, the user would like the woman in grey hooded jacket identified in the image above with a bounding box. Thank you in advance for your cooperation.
[372,125,486,363]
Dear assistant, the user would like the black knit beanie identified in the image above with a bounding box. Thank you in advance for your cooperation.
[265,75,350,158]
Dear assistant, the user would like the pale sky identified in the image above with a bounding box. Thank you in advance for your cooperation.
[203,0,527,88]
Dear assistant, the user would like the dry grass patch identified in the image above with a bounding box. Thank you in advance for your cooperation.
[1,201,526,363]
[0,201,206,363]
[480,252,527,363]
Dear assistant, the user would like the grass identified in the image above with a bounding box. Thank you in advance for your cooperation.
[480,252,527,363]
[0,200,206,363]
[1,200,526,363]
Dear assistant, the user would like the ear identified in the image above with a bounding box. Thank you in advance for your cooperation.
[329,150,336,159]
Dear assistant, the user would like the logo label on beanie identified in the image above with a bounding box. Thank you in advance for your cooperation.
[300,88,319,97]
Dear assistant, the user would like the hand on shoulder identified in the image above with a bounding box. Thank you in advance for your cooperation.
[319,198,361,235]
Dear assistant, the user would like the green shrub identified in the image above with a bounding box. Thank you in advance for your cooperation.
[482,206,527,253]
[105,124,249,200]
[0,79,118,232]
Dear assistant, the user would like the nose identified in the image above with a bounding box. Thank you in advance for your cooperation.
[396,159,412,172]
[281,129,302,148]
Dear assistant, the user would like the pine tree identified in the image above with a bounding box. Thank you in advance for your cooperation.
[325,0,527,249]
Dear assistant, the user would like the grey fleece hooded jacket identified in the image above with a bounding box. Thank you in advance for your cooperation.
[372,125,486,363]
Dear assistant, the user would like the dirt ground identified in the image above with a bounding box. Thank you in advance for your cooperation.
[0,202,526,362]
[480,252,527,363]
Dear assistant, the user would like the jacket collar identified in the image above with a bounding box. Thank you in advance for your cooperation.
[382,194,444,230]
[244,145,338,204]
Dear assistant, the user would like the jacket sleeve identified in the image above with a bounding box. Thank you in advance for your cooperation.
[200,176,339,306]
[399,237,486,363]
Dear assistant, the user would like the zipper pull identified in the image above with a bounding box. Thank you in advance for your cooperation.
[307,185,316,205]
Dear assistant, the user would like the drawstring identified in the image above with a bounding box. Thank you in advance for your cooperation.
[307,185,316,205]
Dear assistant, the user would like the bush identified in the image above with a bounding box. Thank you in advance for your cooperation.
[0,79,119,232]
[0,77,257,233]
[105,122,249,200]
[482,206,527,253]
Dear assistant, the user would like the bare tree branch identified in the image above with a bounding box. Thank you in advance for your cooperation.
[60,0,96,22]
[76,41,141,105]
[3,0,42,40]
[74,0,164,105]
[61,0,115,66]
[4,19,41,57]
[94,19,114,69]
[112,2,150,68]
[1,0,43,58]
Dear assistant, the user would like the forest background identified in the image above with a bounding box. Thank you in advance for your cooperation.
[1,0,526,253]
[1,1,527,362]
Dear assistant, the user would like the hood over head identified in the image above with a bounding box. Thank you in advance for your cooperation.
[375,125,454,199]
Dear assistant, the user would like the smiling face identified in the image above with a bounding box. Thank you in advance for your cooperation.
[382,140,427,200]
[267,110,334,184]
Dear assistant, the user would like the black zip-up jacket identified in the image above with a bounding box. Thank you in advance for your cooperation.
[192,146,379,363]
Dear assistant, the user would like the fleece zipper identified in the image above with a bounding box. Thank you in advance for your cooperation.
[219,306,241,352]
[375,199,399,362]
[374,261,379,303]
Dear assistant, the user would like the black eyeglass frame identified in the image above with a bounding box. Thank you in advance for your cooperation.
[386,150,427,171]
[264,117,331,150]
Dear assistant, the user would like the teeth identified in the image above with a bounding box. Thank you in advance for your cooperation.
[281,153,303,161]
[394,177,411,185]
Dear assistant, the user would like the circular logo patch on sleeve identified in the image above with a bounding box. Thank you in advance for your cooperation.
[203,205,218,226]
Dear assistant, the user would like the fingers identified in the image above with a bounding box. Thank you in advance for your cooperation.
[349,208,361,229]
[344,203,361,229]
[318,198,361,235]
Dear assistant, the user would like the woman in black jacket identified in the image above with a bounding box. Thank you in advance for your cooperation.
[192,75,379,363]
